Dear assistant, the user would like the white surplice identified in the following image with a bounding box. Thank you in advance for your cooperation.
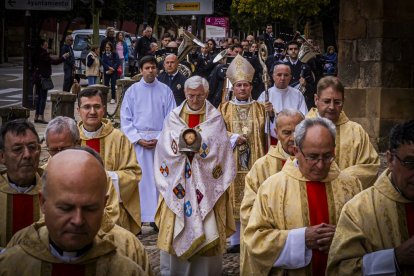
[257,86,308,138]
[121,78,176,222]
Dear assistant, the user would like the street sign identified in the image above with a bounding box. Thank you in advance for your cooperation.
[5,0,73,11]
[157,0,213,15]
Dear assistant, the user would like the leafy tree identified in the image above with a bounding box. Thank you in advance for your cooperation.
[232,0,329,31]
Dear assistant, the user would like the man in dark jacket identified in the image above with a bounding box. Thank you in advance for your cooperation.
[60,35,75,92]
[157,54,187,105]
[135,26,157,61]
[99,27,116,56]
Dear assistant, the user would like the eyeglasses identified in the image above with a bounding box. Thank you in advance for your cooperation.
[320,98,344,107]
[299,146,335,165]
[186,95,205,101]
[7,143,40,155]
[393,153,414,170]
[46,146,73,156]
[80,104,103,111]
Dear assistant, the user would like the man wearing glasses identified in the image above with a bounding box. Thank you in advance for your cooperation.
[77,89,143,236]
[328,120,414,275]
[307,76,380,188]
[0,119,42,247]
[154,76,236,275]
[243,117,362,275]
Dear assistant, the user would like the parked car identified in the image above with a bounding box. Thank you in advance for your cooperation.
[71,29,132,79]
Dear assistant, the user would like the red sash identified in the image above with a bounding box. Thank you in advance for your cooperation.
[52,263,85,276]
[12,194,34,234]
[281,159,286,167]
[405,203,414,237]
[270,137,278,145]
[188,114,200,128]
[306,181,329,276]
[86,138,100,153]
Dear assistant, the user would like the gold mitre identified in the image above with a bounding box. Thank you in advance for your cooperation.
[226,54,255,84]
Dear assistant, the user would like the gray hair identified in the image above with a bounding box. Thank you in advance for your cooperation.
[294,117,336,148]
[276,108,305,127]
[45,116,80,145]
[273,63,291,74]
[184,76,209,94]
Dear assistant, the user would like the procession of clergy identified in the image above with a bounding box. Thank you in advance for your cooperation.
[0,52,413,276]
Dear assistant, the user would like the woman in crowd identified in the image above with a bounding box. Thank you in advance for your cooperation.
[115,31,128,78]
[101,42,120,104]
[85,45,100,85]
[33,39,69,124]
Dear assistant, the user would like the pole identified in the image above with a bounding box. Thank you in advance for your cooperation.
[92,0,100,45]
[22,10,33,109]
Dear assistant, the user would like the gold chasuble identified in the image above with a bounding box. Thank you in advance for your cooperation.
[306,108,380,188]
[78,119,142,235]
[8,220,153,276]
[243,159,362,276]
[0,223,146,275]
[327,169,414,275]
[219,100,266,220]
[155,102,235,258]
[0,170,42,248]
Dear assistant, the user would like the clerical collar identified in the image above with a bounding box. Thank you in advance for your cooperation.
[8,179,36,194]
[82,124,103,139]
[49,238,92,262]
[233,98,251,104]
[185,102,205,114]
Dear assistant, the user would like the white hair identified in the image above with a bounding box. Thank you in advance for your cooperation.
[184,76,209,94]
[294,117,336,148]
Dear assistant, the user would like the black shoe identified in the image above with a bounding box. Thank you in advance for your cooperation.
[226,244,240,253]
[150,222,159,233]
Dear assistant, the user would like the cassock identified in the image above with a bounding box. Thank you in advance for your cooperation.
[218,99,266,220]
[327,169,414,275]
[121,78,176,223]
[306,108,380,188]
[243,158,362,276]
[157,71,187,106]
[79,119,142,235]
[8,219,153,276]
[257,86,308,139]
[0,223,145,275]
[0,169,42,248]
[154,101,235,274]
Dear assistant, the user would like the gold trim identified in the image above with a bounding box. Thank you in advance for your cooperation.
[299,181,310,226]
[325,183,336,224]
[397,202,409,242]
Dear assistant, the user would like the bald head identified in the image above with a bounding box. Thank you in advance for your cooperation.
[164,54,179,74]
[40,150,108,251]
[167,41,178,48]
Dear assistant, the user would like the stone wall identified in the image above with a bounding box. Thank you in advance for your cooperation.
[338,0,414,151]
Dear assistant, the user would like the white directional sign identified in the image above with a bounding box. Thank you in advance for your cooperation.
[5,0,73,11]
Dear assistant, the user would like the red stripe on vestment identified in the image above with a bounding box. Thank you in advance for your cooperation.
[12,194,34,234]
[306,181,329,276]
[86,138,100,153]
[52,263,85,276]
[405,203,414,237]
[188,114,200,128]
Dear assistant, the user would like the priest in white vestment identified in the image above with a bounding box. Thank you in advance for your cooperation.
[258,63,308,141]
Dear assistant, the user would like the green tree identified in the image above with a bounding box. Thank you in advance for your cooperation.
[232,0,329,31]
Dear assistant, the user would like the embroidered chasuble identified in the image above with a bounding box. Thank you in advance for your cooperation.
[79,119,142,235]
[0,171,42,247]
[219,100,266,220]
[306,108,380,188]
[0,223,146,275]
[243,159,362,276]
[155,101,236,260]
[327,169,414,275]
